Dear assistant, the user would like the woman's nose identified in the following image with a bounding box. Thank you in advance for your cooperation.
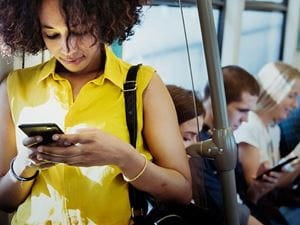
[60,36,77,54]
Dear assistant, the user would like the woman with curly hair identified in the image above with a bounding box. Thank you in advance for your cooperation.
[0,0,192,224]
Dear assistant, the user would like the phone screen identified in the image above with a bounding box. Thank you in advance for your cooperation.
[18,123,64,145]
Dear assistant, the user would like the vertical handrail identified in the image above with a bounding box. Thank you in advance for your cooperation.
[195,1,239,225]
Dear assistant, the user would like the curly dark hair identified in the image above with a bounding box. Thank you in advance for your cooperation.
[0,0,147,55]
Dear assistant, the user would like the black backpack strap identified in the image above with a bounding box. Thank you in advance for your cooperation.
[123,64,147,224]
[124,64,141,148]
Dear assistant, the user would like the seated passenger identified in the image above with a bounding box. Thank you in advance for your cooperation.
[200,65,278,225]
[234,62,300,225]
[167,83,262,225]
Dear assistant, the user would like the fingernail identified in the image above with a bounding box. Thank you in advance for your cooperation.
[52,134,59,140]
[37,146,43,152]
[37,154,43,160]
[36,136,43,142]
[64,141,71,146]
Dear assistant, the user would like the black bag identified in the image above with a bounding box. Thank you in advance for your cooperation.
[124,65,191,225]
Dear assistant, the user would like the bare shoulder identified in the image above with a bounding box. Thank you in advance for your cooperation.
[143,72,172,106]
[143,72,176,121]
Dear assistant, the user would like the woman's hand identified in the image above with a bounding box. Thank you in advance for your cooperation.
[22,135,57,169]
[32,128,131,167]
[247,175,279,203]
[246,161,281,203]
[276,162,300,187]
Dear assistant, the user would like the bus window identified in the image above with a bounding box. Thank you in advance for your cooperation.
[239,10,284,74]
[122,4,220,93]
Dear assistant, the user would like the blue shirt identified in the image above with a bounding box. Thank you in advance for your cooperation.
[279,107,300,157]
[195,124,249,225]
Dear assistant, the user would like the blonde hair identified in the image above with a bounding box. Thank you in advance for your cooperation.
[256,61,300,111]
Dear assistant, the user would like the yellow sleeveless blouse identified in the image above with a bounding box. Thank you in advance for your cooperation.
[7,47,154,225]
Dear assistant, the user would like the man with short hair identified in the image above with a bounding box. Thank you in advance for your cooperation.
[202,65,259,133]
[195,65,287,225]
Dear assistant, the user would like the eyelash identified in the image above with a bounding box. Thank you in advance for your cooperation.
[44,32,85,40]
[288,93,296,98]
[44,33,60,40]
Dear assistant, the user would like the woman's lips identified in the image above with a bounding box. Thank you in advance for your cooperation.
[61,56,84,65]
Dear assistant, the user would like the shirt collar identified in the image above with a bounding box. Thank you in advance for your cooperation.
[37,57,57,83]
[37,46,125,90]
[92,45,124,89]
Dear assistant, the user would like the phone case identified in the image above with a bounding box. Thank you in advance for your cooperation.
[18,123,64,145]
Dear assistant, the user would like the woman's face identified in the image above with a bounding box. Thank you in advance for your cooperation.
[179,116,204,148]
[272,80,300,122]
[39,0,101,74]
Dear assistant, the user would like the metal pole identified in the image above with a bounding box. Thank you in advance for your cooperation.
[195,1,239,225]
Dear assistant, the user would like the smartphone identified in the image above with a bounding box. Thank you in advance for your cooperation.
[256,156,299,180]
[18,123,64,146]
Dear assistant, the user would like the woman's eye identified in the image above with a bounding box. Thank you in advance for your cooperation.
[288,93,296,99]
[44,33,60,40]
[183,136,191,142]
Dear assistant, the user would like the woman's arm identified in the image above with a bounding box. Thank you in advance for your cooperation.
[135,73,192,203]
[238,142,261,184]
[0,79,37,212]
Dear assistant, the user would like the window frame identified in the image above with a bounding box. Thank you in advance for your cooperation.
[147,0,226,54]
[244,0,289,59]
